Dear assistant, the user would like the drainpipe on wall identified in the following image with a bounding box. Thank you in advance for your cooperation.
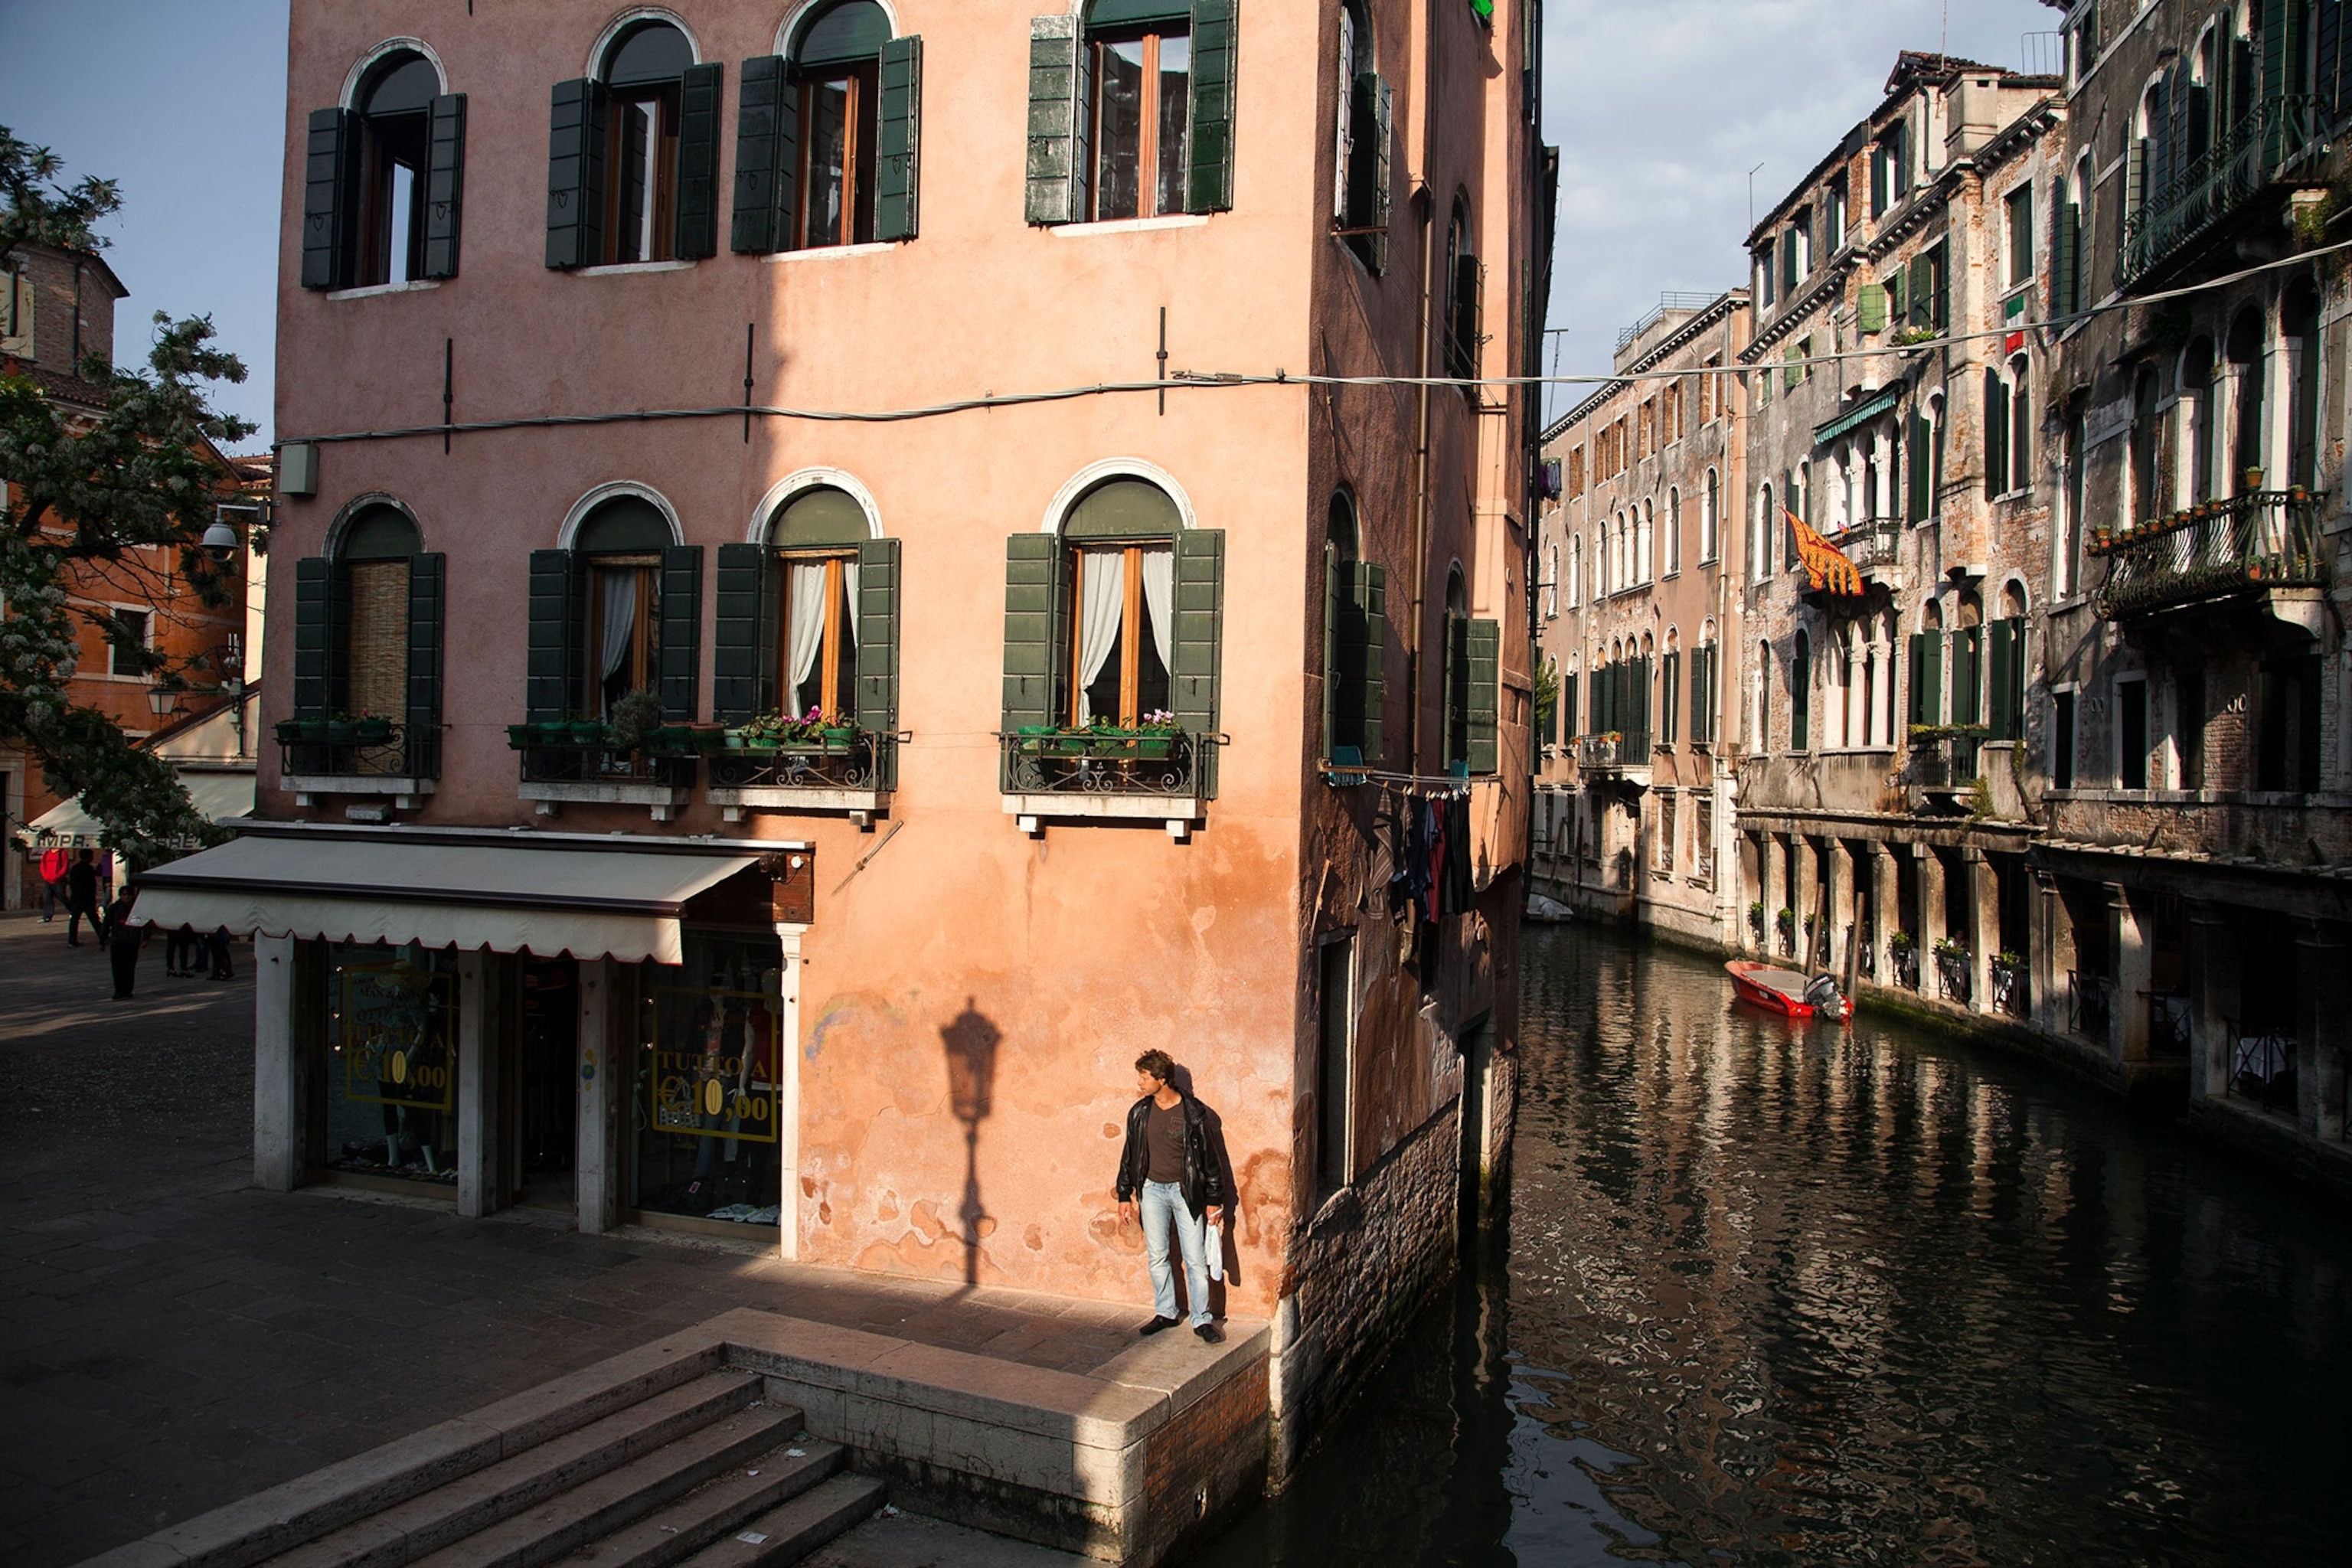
[1406,0,1440,773]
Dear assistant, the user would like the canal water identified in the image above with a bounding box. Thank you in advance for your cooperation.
[1196,924,2352,1566]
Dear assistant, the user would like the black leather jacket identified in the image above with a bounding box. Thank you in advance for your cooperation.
[1116,1093,1224,1217]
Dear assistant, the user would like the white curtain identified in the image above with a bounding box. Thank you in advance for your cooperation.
[786,563,828,711]
[1076,551,1125,724]
[1140,548,1174,684]
[599,571,637,687]
[842,560,861,645]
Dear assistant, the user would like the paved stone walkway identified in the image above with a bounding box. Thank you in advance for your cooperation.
[0,915,1142,1567]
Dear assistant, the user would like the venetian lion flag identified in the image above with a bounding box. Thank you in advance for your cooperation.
[1785,509,1865,596]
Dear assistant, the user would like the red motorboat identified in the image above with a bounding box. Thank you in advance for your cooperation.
[1726,961,1854,1021]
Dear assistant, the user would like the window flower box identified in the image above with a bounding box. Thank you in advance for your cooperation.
[353,716,394,745]
[277,718,324,744]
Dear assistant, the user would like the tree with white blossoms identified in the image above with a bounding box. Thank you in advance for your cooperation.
[1,126,256,864]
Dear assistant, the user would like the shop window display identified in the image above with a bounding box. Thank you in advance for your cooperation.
[324,942,459,1187]
[633,929,785,1226]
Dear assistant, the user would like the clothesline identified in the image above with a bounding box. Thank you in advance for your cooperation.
[1316,760,1481,798]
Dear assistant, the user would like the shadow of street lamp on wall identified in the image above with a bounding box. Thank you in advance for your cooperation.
[941,998,1000,1288]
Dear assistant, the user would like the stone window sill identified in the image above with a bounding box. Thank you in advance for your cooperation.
[763,242,897,265]
[573,260,697,277]
[1003,793,1202,841]
[327,279,442,300]
[1050,214,1210,238]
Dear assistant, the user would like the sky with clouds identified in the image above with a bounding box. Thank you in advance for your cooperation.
[0,0,2062,444]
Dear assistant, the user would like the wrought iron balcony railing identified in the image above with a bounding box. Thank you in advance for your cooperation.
[1575,731,1651,771]
[708,732,890,793]
[999,730,1209,799]
[2089,491,2327,620]
[278,722,434,780]
[1828,517,1903,575]
[1906,728,1985,789]
[517,744,696,789]
[2118,95,2324,290]
[2069,970,2112,1041]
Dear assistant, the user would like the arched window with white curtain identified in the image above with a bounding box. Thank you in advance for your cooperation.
[1702,469,1720,563]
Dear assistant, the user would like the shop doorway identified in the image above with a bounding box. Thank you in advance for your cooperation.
[509,958,577,1212]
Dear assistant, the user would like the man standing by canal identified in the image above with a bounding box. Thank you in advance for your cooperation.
[1116,1050,1226,1343]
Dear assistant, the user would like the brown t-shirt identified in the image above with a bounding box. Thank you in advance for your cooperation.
[1146,1099,1186,1184]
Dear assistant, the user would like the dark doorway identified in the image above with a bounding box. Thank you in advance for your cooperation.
[511,959,578,1211]
[1456,1019,1493,1252]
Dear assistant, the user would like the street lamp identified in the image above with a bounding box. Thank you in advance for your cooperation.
[146,683,180,719]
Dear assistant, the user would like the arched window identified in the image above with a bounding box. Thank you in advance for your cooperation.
[1666,488,1682,575]
[1755,483,1774,579]
[577,494,677,717]
[602,20,695,264]
[1635,500,1654,584]
[1834,622,1858,749]
[784,0,895,250]
[1445,196,1480,384]
[1325,491,1385,761]
[2182,335,2217,502]
[766,488,871,719]
[1545,541,1559,618]
[1702,469,1720,563]
[289,501,444,779]
[1754,639,1772,750]
[1660,627,1682,745]
[300,50,466,291]
[1691,621,1719,745]
[1065,480,1179,726]
[1568,533,1583,607]
[352,52,439,286]
[2129,361,2164,521]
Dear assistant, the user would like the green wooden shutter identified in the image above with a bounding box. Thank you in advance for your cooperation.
[1984,371,2010,498]
[731,57,783,253]
[1857,283,1888,333]
[2055,198,2079,317]
[1321,546,1338,761]
[1907,412,1931,521]
[300,109,354,291]
[1187,0,1238,214]
[1922,628,1945,725]
[712,542,771,722]
[1357,562,1387,764]
[658,545,703,720]
[527,549,584,722]
[1174,529,1226,795]
[1906,253,1932,329]
[1987,619,2020,741]
[675,62,724,260]
[292,557,334,717]
[421,95,466,280]
[1661,652,1680,744]
[1954,626,1982,727]
[1465,619,1500,775]
[406,554,446,777]
[877,37,923,242]
[1791,642,1810,751]
[1025,17,1087,225]
[547,78,608,269]
[1003,534,1069,731]
[856,537,902,786]
[1348,73,1394,273]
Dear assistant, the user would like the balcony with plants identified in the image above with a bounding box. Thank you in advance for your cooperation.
[510,690,699,818]
[277,711,438,805]
[1000,713,1210,816]
[2118,92,2325,292]
[705,707,894,822]
[2089,488,2327,624]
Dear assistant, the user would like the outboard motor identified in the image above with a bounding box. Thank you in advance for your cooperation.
[1805,974,1844,1014]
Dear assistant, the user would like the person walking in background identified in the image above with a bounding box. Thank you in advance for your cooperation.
[165,923,201,977]
[65,849,101,947]
[207,926,236,981]
[104,890,145,1000]
[39,846,67,922]
[1115,1049,1227,1344]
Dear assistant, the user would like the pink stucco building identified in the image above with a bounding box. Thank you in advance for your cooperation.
[144,0,1550,1475]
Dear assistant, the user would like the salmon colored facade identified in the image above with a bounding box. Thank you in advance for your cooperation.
[210,0,1547,1465]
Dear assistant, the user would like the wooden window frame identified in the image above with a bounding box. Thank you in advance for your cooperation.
[776,548,860,717]
[605,83,682,264]
[1068,541,1170,727]
[796,61,881,250]
[590,555,660,709]
[1089,26,1191,223]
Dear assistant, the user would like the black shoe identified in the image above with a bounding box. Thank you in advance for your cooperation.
[1194,1323,1223,1344]
[67,939,80,947]
[1139,1315,1181,1336]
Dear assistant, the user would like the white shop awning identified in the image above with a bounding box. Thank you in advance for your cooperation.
[132,831,765,964]
[22,769,255,844]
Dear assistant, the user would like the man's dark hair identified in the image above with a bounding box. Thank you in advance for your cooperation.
[1135,1049,1177,1084]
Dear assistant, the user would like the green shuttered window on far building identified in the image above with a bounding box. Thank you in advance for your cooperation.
[290,528,445,779]
[1324,552,1387,765]
[524,542,704,723]
[734,10,923,253]
[1443,616,1502,776]
[546,23,721,269]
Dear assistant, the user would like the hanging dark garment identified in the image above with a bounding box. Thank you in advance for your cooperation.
[1443,795,1474,917]
[1368,790,1400,908]
[1423,798,1446,923]
[1395,795,1434,913]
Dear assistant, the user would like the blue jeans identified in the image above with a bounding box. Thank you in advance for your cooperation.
[1140,1180,1211,1327]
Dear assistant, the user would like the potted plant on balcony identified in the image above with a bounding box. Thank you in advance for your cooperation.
[352,710,394,746]
[2243,466,2265,492]
[1775,907,1795,951]
[1132,710,1180,760]
[325,712,358,745]
[1991,950,2028,1014]
[276,717,322,745]
[1747,902,1765,943]
[506,723,539,750]
[606,689,664,755]
[567,713,607,745]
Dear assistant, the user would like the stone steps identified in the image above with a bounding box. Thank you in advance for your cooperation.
[82,1352,881,1568]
